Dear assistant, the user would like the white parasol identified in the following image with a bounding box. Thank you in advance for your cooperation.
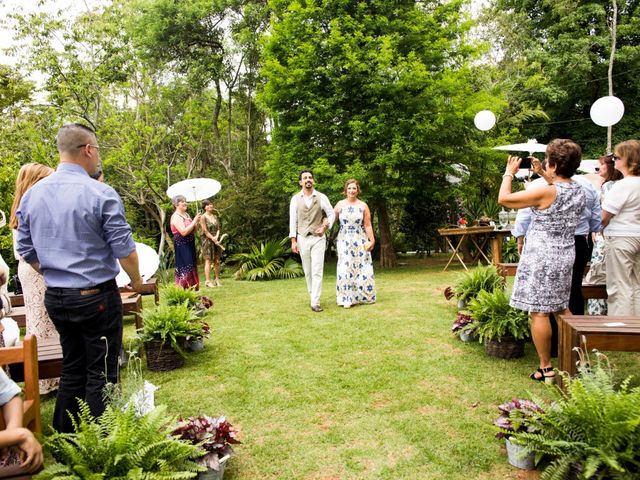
[116,242,161,287]
[0,210,6,229]
[166,178,221,202]
[493,139,548,155]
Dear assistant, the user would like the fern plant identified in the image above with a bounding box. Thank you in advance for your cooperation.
[138,303,204,354]
[36,402,203,479]
[511,354,640,480]
[231,238,303,281]
[502,237,520,263]
[453,265,505,303]
[162,284,201,308]
[467,289,530,342]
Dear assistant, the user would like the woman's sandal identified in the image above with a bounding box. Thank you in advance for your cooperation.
[205,281,214,288]
[529,366,556,384]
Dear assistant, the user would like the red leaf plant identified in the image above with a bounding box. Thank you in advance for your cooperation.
[172,415,241,470]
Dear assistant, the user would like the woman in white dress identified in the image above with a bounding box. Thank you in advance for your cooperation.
[10,163,60,395]
[334,179,376,308]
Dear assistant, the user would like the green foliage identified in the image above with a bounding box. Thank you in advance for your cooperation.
[36,402,202,479]
[162,284,201,308]
[467,289,530,342]
[512,355,640,480]
[502,236,520,263]
[138,303,204,353]
[230,238,303,281]
[453,264,505,302]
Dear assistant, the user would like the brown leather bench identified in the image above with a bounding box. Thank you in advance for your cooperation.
[557,314,640,382]
[9,338,62,383]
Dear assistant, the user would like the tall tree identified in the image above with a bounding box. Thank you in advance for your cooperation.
[485,0,640,155]
[260,0,482,267]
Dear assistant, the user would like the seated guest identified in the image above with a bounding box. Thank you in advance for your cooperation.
[0,360,43,473]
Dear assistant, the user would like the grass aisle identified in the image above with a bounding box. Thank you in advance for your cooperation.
[42,255,639,479]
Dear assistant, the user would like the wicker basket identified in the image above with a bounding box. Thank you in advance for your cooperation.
[484,336,525,359]
[145,339,184,371]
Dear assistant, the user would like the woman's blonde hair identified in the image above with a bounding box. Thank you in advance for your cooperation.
[9,163,54,229]
[343,178,361,196]
[615,140,640,176]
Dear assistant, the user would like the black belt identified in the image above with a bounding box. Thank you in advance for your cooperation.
[47,279,117,296]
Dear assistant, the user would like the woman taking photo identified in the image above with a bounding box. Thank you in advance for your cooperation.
[498,139,585,383]
[170,195,201,290]
[601,139,640,316]
[333,179,376,308]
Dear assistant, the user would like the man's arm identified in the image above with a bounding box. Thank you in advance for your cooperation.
[289,196,299,254]
[118,250,143,291]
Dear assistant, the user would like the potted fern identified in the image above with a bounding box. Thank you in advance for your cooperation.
[163,284,214,315]
[36,402,202,479]
[172,415,241,480]
[138,303,206,371]
[466,289,530,359]
[510,351,640,479]
[445,265,505,309]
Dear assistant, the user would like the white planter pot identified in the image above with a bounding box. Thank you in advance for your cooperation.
[185,337,205,352]
[457,299,467,310]
[459,330,477,343]
[505,438,535,470]
[197,455,230,480]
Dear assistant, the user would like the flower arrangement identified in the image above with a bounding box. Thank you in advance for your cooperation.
[495,398,544,440]
[457,217,468,227]
[172,415,241,471]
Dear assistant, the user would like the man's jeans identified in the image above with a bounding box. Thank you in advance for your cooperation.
[45,280,122,433]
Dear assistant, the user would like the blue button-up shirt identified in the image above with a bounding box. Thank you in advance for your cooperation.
[513,175,601,238]
[16,162,135,288]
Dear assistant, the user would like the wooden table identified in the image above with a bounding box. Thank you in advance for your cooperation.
[557,314,640,381]
[437,226,512,271]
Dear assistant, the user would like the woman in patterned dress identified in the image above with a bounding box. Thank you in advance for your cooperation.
[585,154,623,315]
[334,179,376,308]
[498,140,585,382]
[170,195,201,290]
[200,199,223,288]
[9,163,60,395]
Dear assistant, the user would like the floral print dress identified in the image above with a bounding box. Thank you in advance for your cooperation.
[336,203,376,307]
[510,182,585,313]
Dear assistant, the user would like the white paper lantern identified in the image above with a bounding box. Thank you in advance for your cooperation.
[590,96,624,127]
[474,110,496,131]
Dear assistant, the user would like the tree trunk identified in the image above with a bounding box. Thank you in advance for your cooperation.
[376,202,397,268]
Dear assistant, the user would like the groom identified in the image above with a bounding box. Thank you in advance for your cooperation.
[289,170,335,312]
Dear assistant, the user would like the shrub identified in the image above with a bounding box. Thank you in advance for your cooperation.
[231,238,303,281]
[467,289,530,342]
[452,265,505,303]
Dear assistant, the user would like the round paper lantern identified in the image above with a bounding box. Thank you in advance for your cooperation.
[590,96,624,127]
[474,110,496,131]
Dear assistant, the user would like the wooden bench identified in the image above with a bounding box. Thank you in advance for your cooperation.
[498,262,592,279]
[9,292,143,330]
[557,314,640,381]
[120,277,159,305]
[582,284,607,299]
[0,336,41,434]
[9,339,62,382]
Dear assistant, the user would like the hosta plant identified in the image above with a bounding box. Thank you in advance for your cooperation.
[495,398,544,440]
[172,415,241,471]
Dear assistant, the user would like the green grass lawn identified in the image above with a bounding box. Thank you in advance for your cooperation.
[40,255,640,479]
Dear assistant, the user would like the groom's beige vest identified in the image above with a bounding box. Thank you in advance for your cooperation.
[296,194,324,236]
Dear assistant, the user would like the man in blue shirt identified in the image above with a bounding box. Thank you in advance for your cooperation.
[16,123,143,433]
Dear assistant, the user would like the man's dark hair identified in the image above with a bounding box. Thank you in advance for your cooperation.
[298,169,314,181]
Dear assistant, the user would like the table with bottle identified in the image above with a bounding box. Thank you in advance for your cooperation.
[437,209,516,271]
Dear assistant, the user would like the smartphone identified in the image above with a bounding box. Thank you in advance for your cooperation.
[520,156,533,169]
